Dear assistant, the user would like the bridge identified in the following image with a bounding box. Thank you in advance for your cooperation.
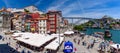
[62,17,98,20]
[63,17,99,23]
[62,17,100,27]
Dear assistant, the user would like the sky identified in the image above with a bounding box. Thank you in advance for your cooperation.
[0,0,120,19]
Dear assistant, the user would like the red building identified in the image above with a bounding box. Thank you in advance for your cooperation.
[47,11,62,33]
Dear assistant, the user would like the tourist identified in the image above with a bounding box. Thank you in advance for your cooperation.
[81,36,84,40]
[8,42,10,45]
[73,47,77,53]
[19,44,21,48]
[7,42,9,45]
[9,37,10,40]
[16,43,19,51]
[27,50,31,53]
[91,43,94,48]
[99,42,106,52]
[78,39,80,45]
[21,49,25,53]
[82,41,85,46]
[2,38,4,41]
[44,50,48,53]
[87,44,91,49]
[91,39,95,48]
[73,38,76,43]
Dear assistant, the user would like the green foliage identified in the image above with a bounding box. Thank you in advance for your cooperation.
[73,25,84,31]
[109,24,113,29]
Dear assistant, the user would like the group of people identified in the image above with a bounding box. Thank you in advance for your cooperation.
[73,38,81,45]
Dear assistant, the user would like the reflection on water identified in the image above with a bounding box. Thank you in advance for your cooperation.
[86,28,120,43]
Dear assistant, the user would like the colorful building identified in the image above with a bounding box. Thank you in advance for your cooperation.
[46,11,62,33]
[0,8,12,28]
[38,14,48,34]
[1,6,65,34]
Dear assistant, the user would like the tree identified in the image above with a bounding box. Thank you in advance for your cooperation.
[73,25,84,31]
[109,24,113,29]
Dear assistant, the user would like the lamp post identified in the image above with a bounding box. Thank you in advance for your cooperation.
[58,18,61,46]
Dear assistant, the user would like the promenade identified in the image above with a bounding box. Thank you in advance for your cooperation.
[0,29,110,53]
[58,34,107,53]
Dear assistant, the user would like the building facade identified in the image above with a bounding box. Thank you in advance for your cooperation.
[38,15,47,34]
[0,16,3,27]
[0,8,12,28]
[47,11,62,33]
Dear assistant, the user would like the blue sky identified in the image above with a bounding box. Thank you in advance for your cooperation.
[0,0,120,19]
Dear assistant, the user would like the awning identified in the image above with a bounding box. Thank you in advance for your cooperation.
[15,33,55,47]
[64,31,74,35]
[45,37,64,50]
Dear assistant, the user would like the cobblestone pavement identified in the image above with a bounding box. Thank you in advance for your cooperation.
[58,35,110,53]
[0,29,110,53]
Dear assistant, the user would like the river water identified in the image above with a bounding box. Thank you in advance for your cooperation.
[86,28,120,43]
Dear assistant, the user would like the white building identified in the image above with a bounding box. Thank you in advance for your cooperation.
[0,16,3,27]
[7,6,44,14]
[38,17,48,34]
[25,6,43,14]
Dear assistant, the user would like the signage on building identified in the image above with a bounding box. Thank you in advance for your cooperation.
[64,41,73,53]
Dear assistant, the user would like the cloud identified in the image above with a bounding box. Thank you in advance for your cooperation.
[61,0,120,19]
[62,3,77,15]
[64,6,120,19]
[2,0,11,8]
[46,0,69,11]
[62,0,111,16]
[34,0,43,6]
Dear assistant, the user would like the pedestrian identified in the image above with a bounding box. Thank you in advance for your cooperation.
[8,42,10,45]
[78,39,80,45]
[19,44,21,48]
[87,44,90,49]
[44,50,48,53]
[74,47,77,53]
[73,38,76,43]
[82,36,84,40]
[82,41,85,46]
[91,43,94,48]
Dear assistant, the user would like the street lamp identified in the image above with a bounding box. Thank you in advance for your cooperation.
[58,18,61,45]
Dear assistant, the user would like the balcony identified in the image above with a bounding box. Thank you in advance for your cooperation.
[50,22,55,24]
[49,18,55,20]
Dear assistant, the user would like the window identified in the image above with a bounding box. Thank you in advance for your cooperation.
[50,22,55,24]
[43,20,45,22]
[39,20,41,22]
[49,18,55,20]
[44,31,45,33]
[44,27,45,29]
[49,15,55,17]
[50,25,55,28]
[40,27,42,29]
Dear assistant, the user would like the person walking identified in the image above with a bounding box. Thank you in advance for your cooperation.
[87,44,91,49]
[73,38,76,43]
[73,47,77,53]
[78,39,80,45]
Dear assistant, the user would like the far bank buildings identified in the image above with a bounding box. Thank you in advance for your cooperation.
[0,6,68,34]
